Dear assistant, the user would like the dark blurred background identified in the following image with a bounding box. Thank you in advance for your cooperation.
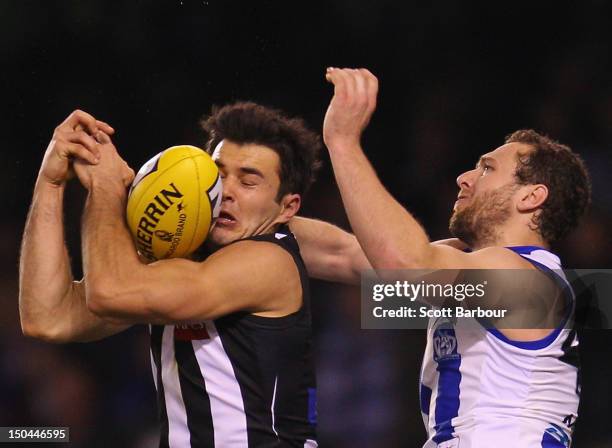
[2,1,611,447]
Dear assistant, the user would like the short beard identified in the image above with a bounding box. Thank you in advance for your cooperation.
[449,183,518,248]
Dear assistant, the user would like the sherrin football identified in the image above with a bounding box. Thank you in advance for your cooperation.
[126,145,223,261]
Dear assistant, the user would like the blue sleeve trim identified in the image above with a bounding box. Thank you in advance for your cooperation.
[487,327,564,350]
[505,245,549,254]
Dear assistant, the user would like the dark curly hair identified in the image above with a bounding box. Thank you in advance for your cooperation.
[200,102,322,201]
[506,129,591,245]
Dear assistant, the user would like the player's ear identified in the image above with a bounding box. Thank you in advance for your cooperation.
[275,193,301,224]
[517,184,548,212]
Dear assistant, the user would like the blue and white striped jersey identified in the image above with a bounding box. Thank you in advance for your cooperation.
[419,246,580,448]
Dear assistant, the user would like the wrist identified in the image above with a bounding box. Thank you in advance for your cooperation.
[324,136,362,153]
[35,176,67,194]
[90,177,127,201]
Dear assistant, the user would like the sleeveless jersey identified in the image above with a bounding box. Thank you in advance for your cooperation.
[419,246,580,448]
[149,225,318,448]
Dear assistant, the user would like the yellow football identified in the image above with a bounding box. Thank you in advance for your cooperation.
[126,145,222,261]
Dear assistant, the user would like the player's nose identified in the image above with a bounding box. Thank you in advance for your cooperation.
[221,176,236,202]
[456,168,476,189]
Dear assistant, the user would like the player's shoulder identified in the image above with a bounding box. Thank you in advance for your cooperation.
[465,245,537,269]
[430,243,536,269]
[211,237,296,269]
[226,237,289,253]
[216,239,302,304]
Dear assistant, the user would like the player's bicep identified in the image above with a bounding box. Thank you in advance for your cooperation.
[140,242,295,322]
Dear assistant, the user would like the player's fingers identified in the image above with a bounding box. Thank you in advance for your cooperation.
[326,67,347,100]
[352,69,369,107]
[334,68,354,103]
[65,130,101,158]
[94,130,112,145]
[340,69,360,104]
[58,143,99,165]
[57,109,97,134]
[360,68,379,111]
[95,120,115,135]
[361,68,378,88]
[359,68,378,95]
[95,120,114,134]
[61,109,99,135]
[325,66,336,83]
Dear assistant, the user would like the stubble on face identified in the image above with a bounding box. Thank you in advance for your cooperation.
[449,183,518,249]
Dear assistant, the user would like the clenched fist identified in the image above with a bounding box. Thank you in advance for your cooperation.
[323,68,378,151]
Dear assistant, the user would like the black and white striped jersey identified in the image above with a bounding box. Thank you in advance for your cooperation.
[149,225,318,448]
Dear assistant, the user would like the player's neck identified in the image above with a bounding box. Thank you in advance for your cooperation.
[472,227,548,251]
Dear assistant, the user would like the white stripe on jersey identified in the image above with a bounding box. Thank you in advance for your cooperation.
[149,325,158,392]
[150,352,158,391]
[160,325,191,447]
[193,321,249,447]
[271,375,279,437]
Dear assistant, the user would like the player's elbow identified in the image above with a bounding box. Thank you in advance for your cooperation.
[86,282,122,318]
[20,315,71,343]
[20,318,45,339]
[19,298,59,343]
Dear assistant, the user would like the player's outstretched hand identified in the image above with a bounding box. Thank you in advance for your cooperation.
[74,130,135,192]
[323,67,378,151]
[40,110,115,186]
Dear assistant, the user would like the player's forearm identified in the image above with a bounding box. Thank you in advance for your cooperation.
[82,182,143,313]
[290,216,370,284]
[328,144,433,270]
[19,180,76,337]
